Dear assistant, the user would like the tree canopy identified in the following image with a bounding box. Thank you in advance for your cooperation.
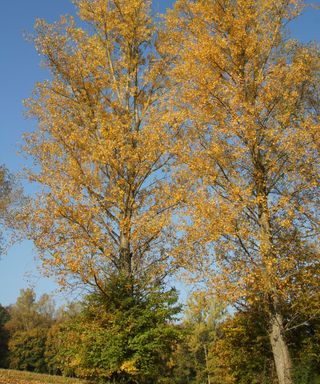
[162,1,319,383]
[23,0,180,292]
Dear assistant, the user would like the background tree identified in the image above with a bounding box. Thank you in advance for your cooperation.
[170,292,225,384]
[22,0,179,295]
[208,305,320,384]
[183,293,224,384]
[8,328,48,373]
[5,288,55,373]
[45,302,82,377]
[162,1,319,383]
[288,311,320,383]
[209,308,275,384]
[5,289,55,333]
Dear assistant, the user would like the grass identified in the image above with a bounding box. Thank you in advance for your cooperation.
[0,369,89,384]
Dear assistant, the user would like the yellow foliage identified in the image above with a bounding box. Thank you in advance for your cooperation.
[22,0,180,289]
[120,360,139,375]
[162,0,319,312]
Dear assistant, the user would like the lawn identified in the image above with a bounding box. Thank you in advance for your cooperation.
[0,369,88,384]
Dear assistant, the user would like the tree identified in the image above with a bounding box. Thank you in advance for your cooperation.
[288,310,320,383]
[46,278,181,383]
[208,308,275,384]
[162,1,319,383]
[5,289,55,333]
[22,0,179,294]
[45,302,82,376]
[5,289,55,373]
[208,305,320,384]
[22,3,183,381]
[184,293,224,384]
[170,292,225,384]
[8,328,48,373]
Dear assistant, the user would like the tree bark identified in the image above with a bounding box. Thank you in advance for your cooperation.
[269,312,293,384]
[254,153,293,384]
[119,231,131,275]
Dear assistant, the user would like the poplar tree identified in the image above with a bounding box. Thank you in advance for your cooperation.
[162,1,319,383]
[23,0,178,293]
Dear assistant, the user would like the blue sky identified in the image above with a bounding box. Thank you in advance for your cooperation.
[0,0,319,307]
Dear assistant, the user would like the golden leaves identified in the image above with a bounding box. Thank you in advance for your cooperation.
[22,0,319,317]
[23,0,180,289]
[163,0,319,308]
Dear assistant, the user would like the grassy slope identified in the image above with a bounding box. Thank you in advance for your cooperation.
[0,369,88,384]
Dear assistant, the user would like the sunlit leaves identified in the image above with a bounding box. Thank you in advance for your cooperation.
[23,0,179,289]
[163,0,319,309]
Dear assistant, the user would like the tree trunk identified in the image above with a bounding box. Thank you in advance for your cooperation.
[254,154,293,384]
[119,233,132,275]
[269,312,293,384]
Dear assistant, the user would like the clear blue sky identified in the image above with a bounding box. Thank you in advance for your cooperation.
[0,0,318,307]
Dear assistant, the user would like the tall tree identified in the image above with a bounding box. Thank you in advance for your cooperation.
[162,1,319,383]
[23,0,178,293]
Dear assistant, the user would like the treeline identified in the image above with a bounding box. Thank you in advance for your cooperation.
[0,287,319,384]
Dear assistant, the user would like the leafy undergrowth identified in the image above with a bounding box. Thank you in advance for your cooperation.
[0,369,89,384]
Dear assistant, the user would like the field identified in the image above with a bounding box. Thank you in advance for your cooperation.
[0,369,88,384]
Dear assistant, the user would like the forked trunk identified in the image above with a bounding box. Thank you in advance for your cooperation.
[269,312,293,384]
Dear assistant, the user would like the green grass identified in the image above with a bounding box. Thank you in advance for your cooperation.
[0,369,89,384]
